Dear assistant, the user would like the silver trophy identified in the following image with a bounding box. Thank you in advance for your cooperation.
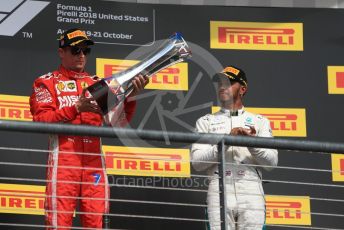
[87,32,192,115]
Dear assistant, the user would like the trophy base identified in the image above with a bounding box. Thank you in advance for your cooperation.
[87,79,120,115]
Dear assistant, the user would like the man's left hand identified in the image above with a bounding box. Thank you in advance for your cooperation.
[129,74,149,97]
[230,126,256,136]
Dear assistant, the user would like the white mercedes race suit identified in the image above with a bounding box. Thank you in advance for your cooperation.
[191,107,278,230]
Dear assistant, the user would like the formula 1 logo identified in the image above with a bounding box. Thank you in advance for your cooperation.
[0,0,50,36]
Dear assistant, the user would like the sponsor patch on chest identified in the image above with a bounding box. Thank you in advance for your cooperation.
[55,80,77,95]
[244,116,255,128]
[58,95,79,109]
[210,121,227,132]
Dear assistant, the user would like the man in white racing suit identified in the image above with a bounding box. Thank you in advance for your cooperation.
[191,66,278,230]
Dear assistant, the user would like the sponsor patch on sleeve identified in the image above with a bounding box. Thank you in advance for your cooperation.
[34,85,52,103]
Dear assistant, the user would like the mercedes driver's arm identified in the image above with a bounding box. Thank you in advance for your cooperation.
[248,117,278,170]
[191,116,219,171]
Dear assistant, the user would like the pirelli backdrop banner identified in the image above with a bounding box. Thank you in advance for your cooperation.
[0,1,343,229]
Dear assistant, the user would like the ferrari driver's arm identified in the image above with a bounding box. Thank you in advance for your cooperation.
[30,77,78,123]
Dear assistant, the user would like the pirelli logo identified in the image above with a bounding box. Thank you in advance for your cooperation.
[0,94,32,121]
[247,107,306,137]
[331,154,344,181]
[212,107,307,137]
[0,183,45,215]
[210,21,303,51]
[327,66,344,94]
[103,146,190,177]
[67,30,87,39]
[96,58,188,91]
[265,195,311,225]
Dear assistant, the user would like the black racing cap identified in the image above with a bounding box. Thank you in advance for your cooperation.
[213,66,247,86]
[58,28,94,48]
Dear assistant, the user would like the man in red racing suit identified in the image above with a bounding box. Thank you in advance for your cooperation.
[30,28,147,229]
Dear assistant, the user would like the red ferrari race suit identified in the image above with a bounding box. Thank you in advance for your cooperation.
[30,65,136,229]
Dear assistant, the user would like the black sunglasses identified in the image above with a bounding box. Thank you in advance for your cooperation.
[69,46,91,56]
